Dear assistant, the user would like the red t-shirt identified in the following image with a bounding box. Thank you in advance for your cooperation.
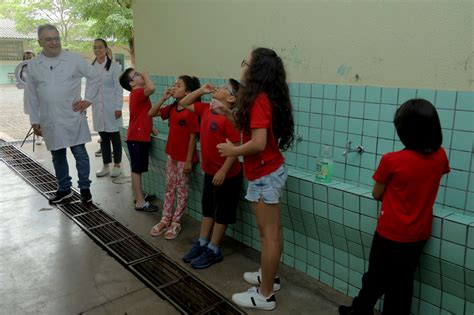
[194,102,241,177]
[242,93,284,181]
[160,104,199,163]
[373,148,450,242]
[127,88,152,142]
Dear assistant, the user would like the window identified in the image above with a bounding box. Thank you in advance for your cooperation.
[0,41,23,60]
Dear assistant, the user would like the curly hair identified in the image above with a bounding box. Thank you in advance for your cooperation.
[234,47,294,151]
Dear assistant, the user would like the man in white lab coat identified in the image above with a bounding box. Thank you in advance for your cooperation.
[26,24,100,204]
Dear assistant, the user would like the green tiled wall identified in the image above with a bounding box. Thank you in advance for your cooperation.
[120,75,473,315]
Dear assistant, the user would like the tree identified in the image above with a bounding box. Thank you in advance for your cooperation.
[0,0,134,61]
[0,0,92,51]
[73,0,135,65]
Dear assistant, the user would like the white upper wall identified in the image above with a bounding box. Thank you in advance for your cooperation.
[133,0,474,91]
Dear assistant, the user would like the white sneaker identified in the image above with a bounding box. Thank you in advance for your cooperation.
[232,287,276,310]
[243,268,281,291]
[96,166,110,177]
[110,166,121,178]
[36,137,43,145]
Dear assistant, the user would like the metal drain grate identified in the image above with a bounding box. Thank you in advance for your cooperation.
[109,236,160,264]
[73,209,116,228]
[0,144,245,315]
[131,255,188,287]
[60,201,100,216]
[89,222,135,244]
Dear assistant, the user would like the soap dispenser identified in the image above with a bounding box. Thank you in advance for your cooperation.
[315,145,334,183]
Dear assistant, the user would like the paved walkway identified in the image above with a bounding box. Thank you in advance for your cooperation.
[0,84,130,142]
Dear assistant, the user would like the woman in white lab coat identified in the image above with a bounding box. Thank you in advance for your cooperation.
[91,38,124,178]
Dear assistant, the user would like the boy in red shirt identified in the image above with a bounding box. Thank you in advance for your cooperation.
[339,99,450,315]
[177,79,243,269]
[119,68,158,212]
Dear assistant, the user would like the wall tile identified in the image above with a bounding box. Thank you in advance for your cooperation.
[365,87,381,103]
[300,83,311,97]
[324,84,337,99]
[377,139,394,155]
[379,104,396,122]
[450,130,473,152]
[447,170,469,191]
[337,85,350,100]
[419,301,440,315]
[364,103,380,120]
[322,115,335,130]
[441,240,465,266]
[444,187,467,209]
[328,205,343,224]
[420,283,442,307]
[351,86,365,102]
[328,188,343,207]
[336,100,350,117]
[441,260,464,282]
[311,83,323,98]
[456,91,474,111]
[300,97,311,112]
[454,110,474,132]
[416,89,436,103]
[311,98,323,113]
[449,150,471,171]
[289,83,299,96]
[398,88,417,103]
[348,118,363,135]
[349,101,364,119]
[438,109,455,129]
[381,88,398,104]
[435,91,457,109]
[442,292,465,315]
[378,121,395,139]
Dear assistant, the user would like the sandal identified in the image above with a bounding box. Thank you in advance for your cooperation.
[150,220,170,237]
[164,222,181,240]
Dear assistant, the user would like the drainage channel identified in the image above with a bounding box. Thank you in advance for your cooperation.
[0,144,245,315]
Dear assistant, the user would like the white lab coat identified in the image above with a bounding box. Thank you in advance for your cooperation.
[91,60,123,132]
[26,51,100,151]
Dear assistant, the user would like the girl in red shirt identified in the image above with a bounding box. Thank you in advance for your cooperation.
[148,75,200,240]
[339,99,450,315]
[217,48,295,311]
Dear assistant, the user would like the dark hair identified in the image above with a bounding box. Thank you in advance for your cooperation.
[394,98,442,153]
[229,78,240,97]
[22,50,35,60]
[92,38,112,71]
[235,47,294,151]
[177,75,201,102]
[119,67,134,91]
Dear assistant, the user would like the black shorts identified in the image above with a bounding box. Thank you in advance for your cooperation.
[127,141,150,173]
[202,170,243,225]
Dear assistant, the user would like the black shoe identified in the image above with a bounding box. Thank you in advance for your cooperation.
[134,194,157,203]
[80,188,92,203]
[338,305,355,315]
[135,201,158,212]
[49,190,73,204]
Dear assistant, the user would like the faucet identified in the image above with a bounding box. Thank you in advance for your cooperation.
[342,141,364,156]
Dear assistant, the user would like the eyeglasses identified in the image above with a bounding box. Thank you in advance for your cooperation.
[241,59,250,68]
[129,72,140,81]
[41,37,61,43]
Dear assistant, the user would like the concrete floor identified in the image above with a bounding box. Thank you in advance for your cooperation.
[0,138,351,315]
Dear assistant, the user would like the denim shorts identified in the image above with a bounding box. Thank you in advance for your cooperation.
[245,164,288,204]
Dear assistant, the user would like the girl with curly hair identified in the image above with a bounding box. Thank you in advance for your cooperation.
[217,47,294,310]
